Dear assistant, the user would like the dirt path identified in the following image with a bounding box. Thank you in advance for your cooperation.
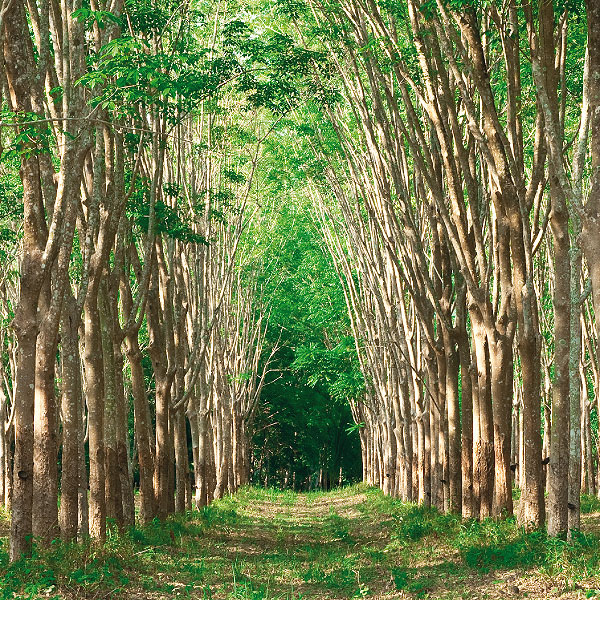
[140,486,600,600]
[1,485,600,599]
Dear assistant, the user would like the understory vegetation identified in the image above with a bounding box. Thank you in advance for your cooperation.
[1,485,599,600]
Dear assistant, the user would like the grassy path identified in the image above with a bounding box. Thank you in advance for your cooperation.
[1,485,600,599]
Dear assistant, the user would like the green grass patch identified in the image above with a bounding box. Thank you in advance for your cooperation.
[581,494,600,514]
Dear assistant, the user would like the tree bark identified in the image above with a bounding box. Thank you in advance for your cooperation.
[59,294,81,541]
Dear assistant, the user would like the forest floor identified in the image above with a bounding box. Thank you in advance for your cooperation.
[1,485,600,599]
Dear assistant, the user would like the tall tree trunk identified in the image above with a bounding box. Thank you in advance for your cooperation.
[0,391,6,508]
[457,297,474,518]
[540,2,571,537]
[59,295,81,541]
[489,333,514,518]
[444,329,461,514]
[83,292,106,540]
[174,408,188,513]
[472,311,494,519]
[4,0,48,559]
[32,308,60,542]
[99,282,123,527]
[114,339,134,527]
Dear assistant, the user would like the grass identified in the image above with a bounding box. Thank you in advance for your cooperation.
[581,493,600,515]
[0,484,599,599]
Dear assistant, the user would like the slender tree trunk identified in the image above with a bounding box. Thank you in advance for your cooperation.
[540,2,571,537]
[174,408,188,513]
[32,315,60,542]
[114,341,134,527]
[10,324,37,560]
[5,423,13,511]
[0,392,5,508]
[489,333,514,518]
[78,378,89,540]
[83,293,106,540]
[59,296,81,541]
[3,0,48,562]
[99,282,123,527]
[548,190,571,536]
[472,312,494,519]
[155,381,171,519]
[195,410,208,508]
[444,329,461,514]
[124,333,155,522]
[457,300,474,518]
